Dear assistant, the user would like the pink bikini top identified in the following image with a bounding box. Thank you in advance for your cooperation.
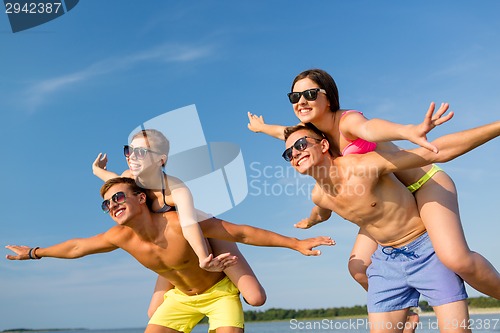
[340,110,377,156]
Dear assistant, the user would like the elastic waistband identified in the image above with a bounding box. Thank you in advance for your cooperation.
[174,276,229,298]
[380,232,429,259]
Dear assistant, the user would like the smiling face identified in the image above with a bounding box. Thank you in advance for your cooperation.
[102,183,146,225]
[284,129,327,175]
[126,137,166,178]
[292,78,331,124]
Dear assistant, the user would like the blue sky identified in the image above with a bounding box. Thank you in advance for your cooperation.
[1,1,499,330]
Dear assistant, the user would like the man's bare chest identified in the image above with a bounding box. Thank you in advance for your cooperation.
[120,231,195,273]
[315,177,384,226]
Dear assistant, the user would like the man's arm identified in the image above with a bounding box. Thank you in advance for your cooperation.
[199,218,335,256]
[370,121,500,174]
[428,121,500,161]
[294,205,332,229]
[5,231,119,260]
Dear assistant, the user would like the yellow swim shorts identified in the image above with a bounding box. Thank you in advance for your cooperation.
[148,276,244,332]
[406,164,443,193]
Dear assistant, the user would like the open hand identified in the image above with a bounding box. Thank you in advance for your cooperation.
[406,102,454,153]
[294,218,315,229]
[297,236,335,256]
[247,112,266,133]
[199,252,238,272]
[92,153,108,174]
[5,245,31,260]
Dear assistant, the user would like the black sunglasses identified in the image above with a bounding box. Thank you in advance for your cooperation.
[287,88,327,104]
[124,145,162,160]
[282,136,323,162]
[101,191,140,213]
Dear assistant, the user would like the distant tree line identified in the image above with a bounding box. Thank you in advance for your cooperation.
[244,305,368,321]
[468,296,500,308]
[242,297,500,322]
[418,296,500,313]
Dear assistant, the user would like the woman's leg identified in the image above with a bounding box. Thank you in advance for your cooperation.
[402,310,420,333]
[348,228,378,291]
[209,238,267,306]
[416,171,500,299]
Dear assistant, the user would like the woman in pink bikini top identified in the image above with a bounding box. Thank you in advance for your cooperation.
[339,110,377,155]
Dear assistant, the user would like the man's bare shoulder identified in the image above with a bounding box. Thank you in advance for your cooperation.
[311,184,325,205]
[336,153,367,165]
[337,153,384,175]
[160,211,182,229]
[102,225,134,245]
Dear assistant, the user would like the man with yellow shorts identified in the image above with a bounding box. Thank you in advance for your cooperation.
[6,177,333,333]
[149,276,244,332]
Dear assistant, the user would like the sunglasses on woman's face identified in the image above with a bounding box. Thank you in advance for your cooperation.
[123,145,162,160]
[282,136,323,162]
[287,88,327,104]
[101,191,128,213]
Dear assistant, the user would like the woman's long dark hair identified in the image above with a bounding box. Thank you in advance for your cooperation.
[291,68,340,112]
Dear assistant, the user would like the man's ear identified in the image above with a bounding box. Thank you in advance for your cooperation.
[138,192,147,204]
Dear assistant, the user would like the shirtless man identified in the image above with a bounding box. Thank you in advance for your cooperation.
[282,121,499,333]
[6,177,333,333]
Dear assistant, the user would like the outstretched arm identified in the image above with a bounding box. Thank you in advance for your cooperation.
[375,121,500,174]
[92,153,121,181]
[341,102,453,152]
[5,232,118,260]
[294,205,332,229]
[247,112,288,140]
[427,120,500,162]
[199,218,335,256]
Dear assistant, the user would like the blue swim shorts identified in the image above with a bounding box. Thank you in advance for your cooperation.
[366,232,467,313]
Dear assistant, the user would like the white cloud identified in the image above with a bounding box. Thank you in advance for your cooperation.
[23,43,215,113]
